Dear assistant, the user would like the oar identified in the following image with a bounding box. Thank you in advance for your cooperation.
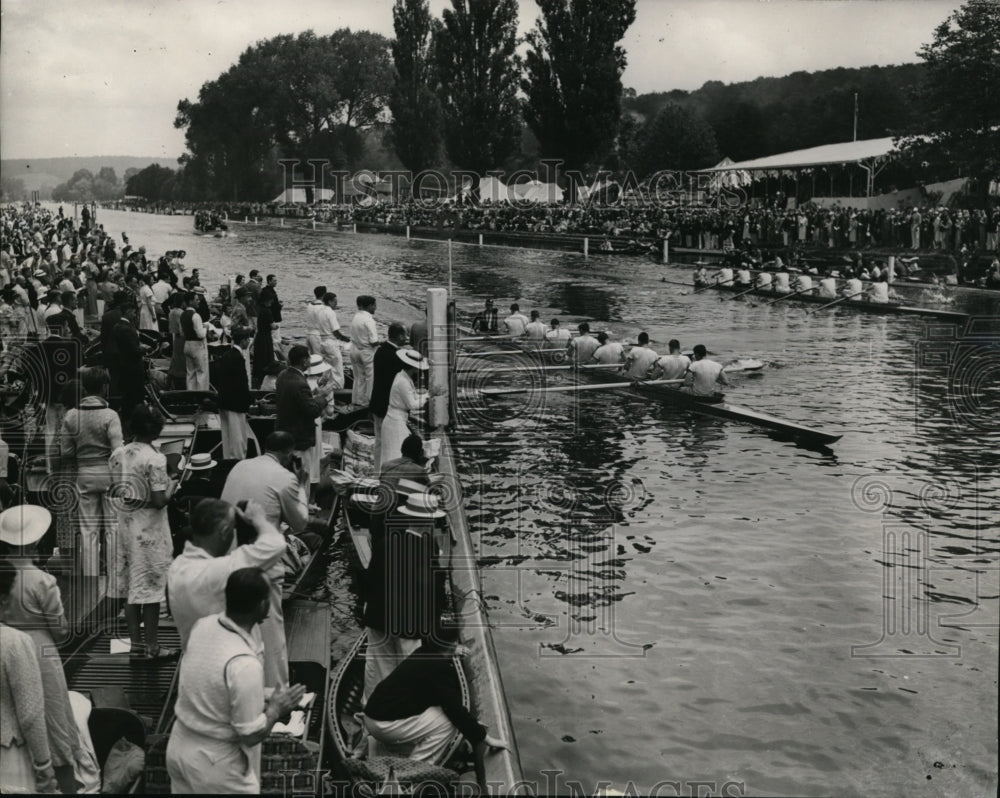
[725,284,760,301]
[807,291,864,314]
[692,277,735,295]
[660,277,695,287]
[761,287,813,306]
[457,362,623,374]
[462,347,564,358]
[480,378,685,397]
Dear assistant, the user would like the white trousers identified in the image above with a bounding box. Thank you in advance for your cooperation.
[362,707,456,762]
[219,410,249,460]
[75,470,116,579]
[166,721,260,795]
[184,340,209,391]
[350,347,375,407]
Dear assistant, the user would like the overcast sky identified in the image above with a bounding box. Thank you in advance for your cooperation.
[1,0,958,160]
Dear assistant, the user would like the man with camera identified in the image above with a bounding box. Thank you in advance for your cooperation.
[166,497,288,686]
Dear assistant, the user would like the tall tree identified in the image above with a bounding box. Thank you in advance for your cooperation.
[175,30,392,201]
[433,0,521,172]
[521,0,636,171]
[388,0,443,172]
[898,0,1000,179]
[630,103,719,177]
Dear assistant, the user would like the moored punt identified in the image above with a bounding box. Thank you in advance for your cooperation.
[694,278,970,321]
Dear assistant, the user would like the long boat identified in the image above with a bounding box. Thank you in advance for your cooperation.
[464,338,843,448]
[693,278,969,321]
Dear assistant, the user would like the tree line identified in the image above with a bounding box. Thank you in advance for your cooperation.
[129,0,995,203]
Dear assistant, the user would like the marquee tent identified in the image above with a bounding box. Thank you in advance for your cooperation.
[511,179,564,203]
[477,176,514,202]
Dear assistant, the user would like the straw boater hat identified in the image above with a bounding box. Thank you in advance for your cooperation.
[0,505,52,547]
[351,477,381,505]
[306,354,332,377]
[398,492,445,519]
[397,350,429,370]
[186,452,217,471]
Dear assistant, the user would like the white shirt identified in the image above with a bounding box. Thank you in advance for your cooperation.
[524,321,547,341]
[166,523,286,650]
[655,353,691,380]
[350,309,378,351]
[687,359,725,396]
[316,305,341,338]
[624,345,658,379]
[844,278,863,297]
[503,313,529,336]
[172,613,267,742]
[775,272,791,292]
[869,281,889,303]
[795,275,813,291]
[737,269,752,285]
[305,301,324,336]
[569,334,600,362]
[151,280,173,305]
[819,278,838,299]
[757,272,773,287]
[544,328,571,345]
[593,342,625,365]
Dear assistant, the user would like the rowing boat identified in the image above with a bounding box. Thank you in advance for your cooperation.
[328,631,470,788]
[694,280,968,321]
[467,341,843,448]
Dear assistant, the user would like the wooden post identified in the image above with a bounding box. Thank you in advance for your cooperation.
[663,238,669,263]
[427,287,449,429]
[478,233,483,247]
[280,218,284,227]
[312,219,316,230]
[353,223,357,234]
[583,237,589,257]
[406,225,411,239]
[887,255,895,284]
[254,216,258,225]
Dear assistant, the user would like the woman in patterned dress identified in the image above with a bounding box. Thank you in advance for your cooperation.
[108,405,178,661]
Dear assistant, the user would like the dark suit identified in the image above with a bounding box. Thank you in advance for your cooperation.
[113,318,146,423]
[213,347,251,413]
[274,366,325,451]
[260,285,281,322]
[369,342,402,418]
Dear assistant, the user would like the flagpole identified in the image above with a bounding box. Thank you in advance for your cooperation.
[448,239,453,296]
[853,92,858,142]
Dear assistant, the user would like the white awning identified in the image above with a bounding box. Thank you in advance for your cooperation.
[700,137,896,172]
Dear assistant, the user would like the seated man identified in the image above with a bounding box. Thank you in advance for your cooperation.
[682,344,728,397]
[362,624,508,776]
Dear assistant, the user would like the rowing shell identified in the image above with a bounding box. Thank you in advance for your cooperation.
[695,280,968,321]
[466,342,842,448]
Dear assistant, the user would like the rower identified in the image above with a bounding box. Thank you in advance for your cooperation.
[471,299,499,334]
[693,264,709,288]
[793,273,814,295]
[774,271,791,295]
[544,318,571,347]
[843,277,863,298]
[591,332,625,367]
[524,310,547,344]
[818,277,838,299]
[502,303,529,337]
[756,272,773,292]
[568,322,600,363]
[623,332,658,380]
[867,278,890,304]
[736,267,752,287]
[715,265,734,288]
[682,344,728,397]
[653,339,691,381]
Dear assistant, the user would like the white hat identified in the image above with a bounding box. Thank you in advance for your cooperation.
[398,492,445,519]
[0,505,52,547]
[306,354,332,376]
[187,452,217,470]
[397,349,429,370]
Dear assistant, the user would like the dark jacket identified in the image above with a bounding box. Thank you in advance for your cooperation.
[369,341,403,418]
[260,285,281,323]
[274,366,325,450]
[100,307,124,364]
[213,347,251,413]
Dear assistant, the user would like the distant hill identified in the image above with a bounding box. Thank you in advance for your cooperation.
[625,63,928,163]
[2,156,181,196]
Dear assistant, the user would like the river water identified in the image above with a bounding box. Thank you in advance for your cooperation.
[95,209,997,797]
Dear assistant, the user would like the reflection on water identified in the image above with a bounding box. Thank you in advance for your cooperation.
[101,209,998,797]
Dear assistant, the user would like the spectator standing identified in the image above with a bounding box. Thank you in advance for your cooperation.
[214,328,253,460]
[369,323,407,471]
[349,295,379,407]
[165,568,304,794]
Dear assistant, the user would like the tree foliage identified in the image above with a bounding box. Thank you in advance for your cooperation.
[898,0,1000,178]
[388,0,443,172]
[521,0,636,171]
[51,168,124,202]
[125,164,178,202]
[629,103,719,177]
[433,0,521,172]
[175,30,393,201]
[1,176,28,202]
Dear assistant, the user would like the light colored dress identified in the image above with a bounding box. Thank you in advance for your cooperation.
[138,283,158,331]
[2,562,81,770]
[380,371,428,465]
[0,624,51,793]
[108,442,172,604]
